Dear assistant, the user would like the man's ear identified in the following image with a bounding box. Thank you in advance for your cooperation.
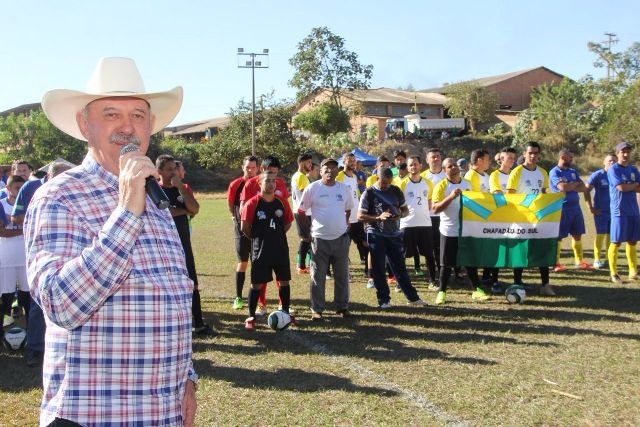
[76,111,90,140]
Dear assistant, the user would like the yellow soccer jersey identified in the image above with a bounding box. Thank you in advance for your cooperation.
[432,178,471,237]
[291,171,310,210]
[464,169,490,193]
[489,169,510,193]
[336,170,360,223]
[365,173,402,188]
[507,165,549,195]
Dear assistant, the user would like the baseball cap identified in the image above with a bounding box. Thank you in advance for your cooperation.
[615,141,633,152]
[320,158,338,167]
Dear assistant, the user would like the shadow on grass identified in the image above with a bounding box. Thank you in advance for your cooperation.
[0,349,42,392]
[193,360,398,396]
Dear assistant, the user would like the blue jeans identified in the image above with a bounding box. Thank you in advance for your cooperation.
[27,301,46,352]
[367,232,419,305]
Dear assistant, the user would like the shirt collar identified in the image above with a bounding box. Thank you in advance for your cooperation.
[83,154,119,188]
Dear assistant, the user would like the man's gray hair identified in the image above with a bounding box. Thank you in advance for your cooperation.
[48,161,73,179]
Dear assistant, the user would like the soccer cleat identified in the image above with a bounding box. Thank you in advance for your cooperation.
[427,282,439,291]
[336,309,352,318]
[297,267,309,275]
[3,315,14,328]
[628,273,639,281]
[310,311,324,321]
[553,263,567,273]
[255,305,267,316]
[491,282,503,295]
[387,277,397,286]
[434,291,446,305]
[379,302,393,309]
[611,274,623,283]
[415,269,425,277]
[593,260,606,269]
[232,297,244,310]
[576,261,594,270]
[193,324,218,337]
[539,284,556,296]
[366,278,375,289]
[471,288,490,301]
[244,317,256,330]
[407,299,427,307]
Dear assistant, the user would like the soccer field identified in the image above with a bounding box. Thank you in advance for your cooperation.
[2,196,640,426]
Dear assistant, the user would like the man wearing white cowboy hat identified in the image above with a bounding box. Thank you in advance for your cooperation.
[24,57,197,426]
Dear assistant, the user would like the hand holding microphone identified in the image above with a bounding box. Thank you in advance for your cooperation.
[119,144,170,216]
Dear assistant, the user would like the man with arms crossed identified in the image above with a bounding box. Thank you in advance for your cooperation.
[585,154,616,269]
[25,57,197,426]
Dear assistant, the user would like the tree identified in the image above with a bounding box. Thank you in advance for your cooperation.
[292,102,351,137]
[289,27,373,108]
[528,78,594,149]
[598,79,640,146]
[443,82,499,133]
[0,109,86,167]
[197,92,301,170]
[588,40,640,89]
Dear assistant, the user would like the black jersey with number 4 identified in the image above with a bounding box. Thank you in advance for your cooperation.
[241,195,293,265]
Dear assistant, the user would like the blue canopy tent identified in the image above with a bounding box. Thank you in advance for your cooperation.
[350,148,377,167]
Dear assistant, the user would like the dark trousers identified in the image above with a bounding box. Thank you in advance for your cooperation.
[368,232,419,305]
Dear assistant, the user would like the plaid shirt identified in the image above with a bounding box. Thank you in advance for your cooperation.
[25,155,195,426]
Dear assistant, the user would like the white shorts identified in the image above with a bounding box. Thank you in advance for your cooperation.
[0,266,28,294]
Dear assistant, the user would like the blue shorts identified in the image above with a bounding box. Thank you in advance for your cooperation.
[611,216,640,243]
[593,213,611,235]
[558,208,586,238]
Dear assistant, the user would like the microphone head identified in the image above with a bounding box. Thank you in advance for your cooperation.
[120,144,140,156]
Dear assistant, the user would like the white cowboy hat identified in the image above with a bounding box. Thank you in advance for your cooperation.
[42,57,183,141]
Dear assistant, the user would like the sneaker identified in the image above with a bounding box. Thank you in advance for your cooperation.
[255,305,267,316]
[297,267,309,275]
[628,273,639,281]
[491,283,503,295]
[3,315,14,328]
[553,263,567,273]
[407,299,427,306]
[366,278,375,289]
[336,309,352,318]
[415,269,425,277]
[435,291,446,305]
[379,302,392,309]
[394,284,402,293]
[471,288,490,301]
[310,311,324,321]
[232,297,244,310]
[593,260,606,269]
[576,261,594,270]
[611,274,623,283]
[193,324,218,336]
[244,317,256,330]
[387,277,397,286]
[539,284,556,296]
[427,282,439,291]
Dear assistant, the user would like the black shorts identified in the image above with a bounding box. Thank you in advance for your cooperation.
[294,213,311,238]
[403,226,434,258]
[348,221,366,245]
[251,262,291,284]
[234,221,250,262]
[440,235,459,267]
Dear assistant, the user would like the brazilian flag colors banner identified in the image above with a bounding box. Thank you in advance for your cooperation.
[457,192,564,268]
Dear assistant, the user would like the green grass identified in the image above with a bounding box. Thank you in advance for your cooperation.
[2,196,640,426]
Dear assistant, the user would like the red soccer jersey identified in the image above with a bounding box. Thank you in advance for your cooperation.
[240,175,290,203]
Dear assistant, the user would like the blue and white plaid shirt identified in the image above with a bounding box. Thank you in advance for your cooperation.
[25,155,195,426]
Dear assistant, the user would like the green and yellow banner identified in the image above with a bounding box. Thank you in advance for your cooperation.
[458,192,564,267]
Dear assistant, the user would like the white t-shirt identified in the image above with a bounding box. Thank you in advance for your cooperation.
[399,177,432,228]
[432,178,472,237]
[0,198,25,268]
[336,171,360,223]
[421,168,445,216]
[299,180,354,240]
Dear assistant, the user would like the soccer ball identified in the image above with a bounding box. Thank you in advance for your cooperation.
[505,285,527,304]
[3,326,27,350]
[267,310,291,331]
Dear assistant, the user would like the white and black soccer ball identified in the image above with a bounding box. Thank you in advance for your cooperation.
[505,285,527,304]
[3,326,27,350]
[267,310,291,331]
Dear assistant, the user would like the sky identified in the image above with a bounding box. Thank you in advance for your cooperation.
[1,1,639,126]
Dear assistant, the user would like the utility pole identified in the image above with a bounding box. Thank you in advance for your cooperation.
[603,32,618,80]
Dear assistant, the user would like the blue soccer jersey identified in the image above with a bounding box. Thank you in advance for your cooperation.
[586,169,610,213]
[608,163,640,217]
[549,166,582,208]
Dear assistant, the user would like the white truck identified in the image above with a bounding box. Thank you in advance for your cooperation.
[386,114,465,138]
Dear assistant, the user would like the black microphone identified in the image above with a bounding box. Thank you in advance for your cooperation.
[120,144,170,210]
